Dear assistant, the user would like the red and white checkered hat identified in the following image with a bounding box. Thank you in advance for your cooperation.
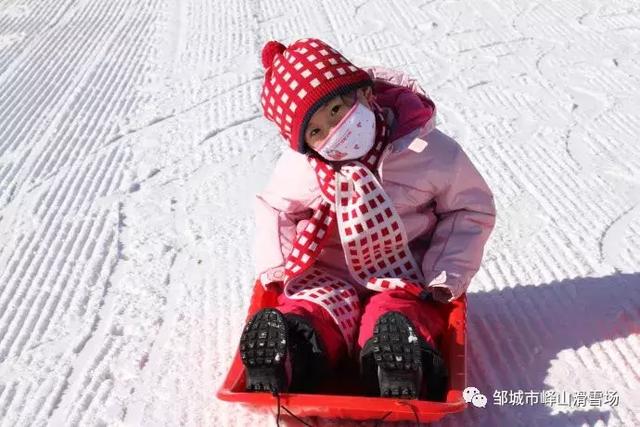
[260,38,373,153]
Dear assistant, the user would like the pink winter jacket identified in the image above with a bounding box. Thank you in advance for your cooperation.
[253,67,496,303]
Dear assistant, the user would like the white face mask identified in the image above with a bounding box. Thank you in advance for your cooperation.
[314,98,376,161]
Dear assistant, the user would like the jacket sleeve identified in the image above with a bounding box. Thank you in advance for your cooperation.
[253,150,318,287]
[421,133,497,302]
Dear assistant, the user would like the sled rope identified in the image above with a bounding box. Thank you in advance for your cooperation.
[398,400,421,425]
[273,390,313,427]
[373,403,420,426]
[374,411,392,426]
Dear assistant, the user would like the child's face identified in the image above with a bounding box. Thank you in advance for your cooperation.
[304,86,373,150]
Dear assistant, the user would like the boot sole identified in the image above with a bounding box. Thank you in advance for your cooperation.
[240,308,289,392]
[372,312,422,399]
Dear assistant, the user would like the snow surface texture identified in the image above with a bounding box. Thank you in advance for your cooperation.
[0,0,639,426]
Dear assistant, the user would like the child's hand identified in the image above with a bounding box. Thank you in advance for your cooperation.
[429,286,454,303]
[264,281,283,292]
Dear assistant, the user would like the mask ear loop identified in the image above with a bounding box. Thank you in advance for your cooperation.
[364,87,375,107]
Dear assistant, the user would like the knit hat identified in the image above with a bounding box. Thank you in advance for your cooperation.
[260,38,373,153]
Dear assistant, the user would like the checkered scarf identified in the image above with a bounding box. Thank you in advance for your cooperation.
[281,102,425,352]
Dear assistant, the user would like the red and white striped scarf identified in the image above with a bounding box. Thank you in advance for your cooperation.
[281,102,426,352]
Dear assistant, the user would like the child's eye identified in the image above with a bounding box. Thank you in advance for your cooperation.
[310,128,319,137]
[331,105,341,115]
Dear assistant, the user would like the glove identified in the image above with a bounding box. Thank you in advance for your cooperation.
[425,270,456,303]
[429,285,454,303]
[264,281,283,292]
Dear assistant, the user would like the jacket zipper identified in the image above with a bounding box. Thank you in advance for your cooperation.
[376,144,394,184]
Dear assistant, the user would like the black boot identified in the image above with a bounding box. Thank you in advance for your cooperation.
[360,311,448,400]
[240,308,291,393]
[283,313,329,393]
[240,308,329,393]
[420,339,448,402]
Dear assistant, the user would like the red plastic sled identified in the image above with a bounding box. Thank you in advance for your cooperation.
[217,281,468,423]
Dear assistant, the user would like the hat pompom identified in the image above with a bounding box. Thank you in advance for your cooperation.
[261,40,286,69]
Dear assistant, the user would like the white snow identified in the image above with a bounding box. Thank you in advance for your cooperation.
[0,0,639,426]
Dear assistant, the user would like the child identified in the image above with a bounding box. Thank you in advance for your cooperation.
[239,38,496,399]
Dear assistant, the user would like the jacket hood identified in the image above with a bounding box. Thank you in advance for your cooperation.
[364,66,436,143]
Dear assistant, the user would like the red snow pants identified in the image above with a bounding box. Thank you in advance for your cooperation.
[276,289,447,368]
